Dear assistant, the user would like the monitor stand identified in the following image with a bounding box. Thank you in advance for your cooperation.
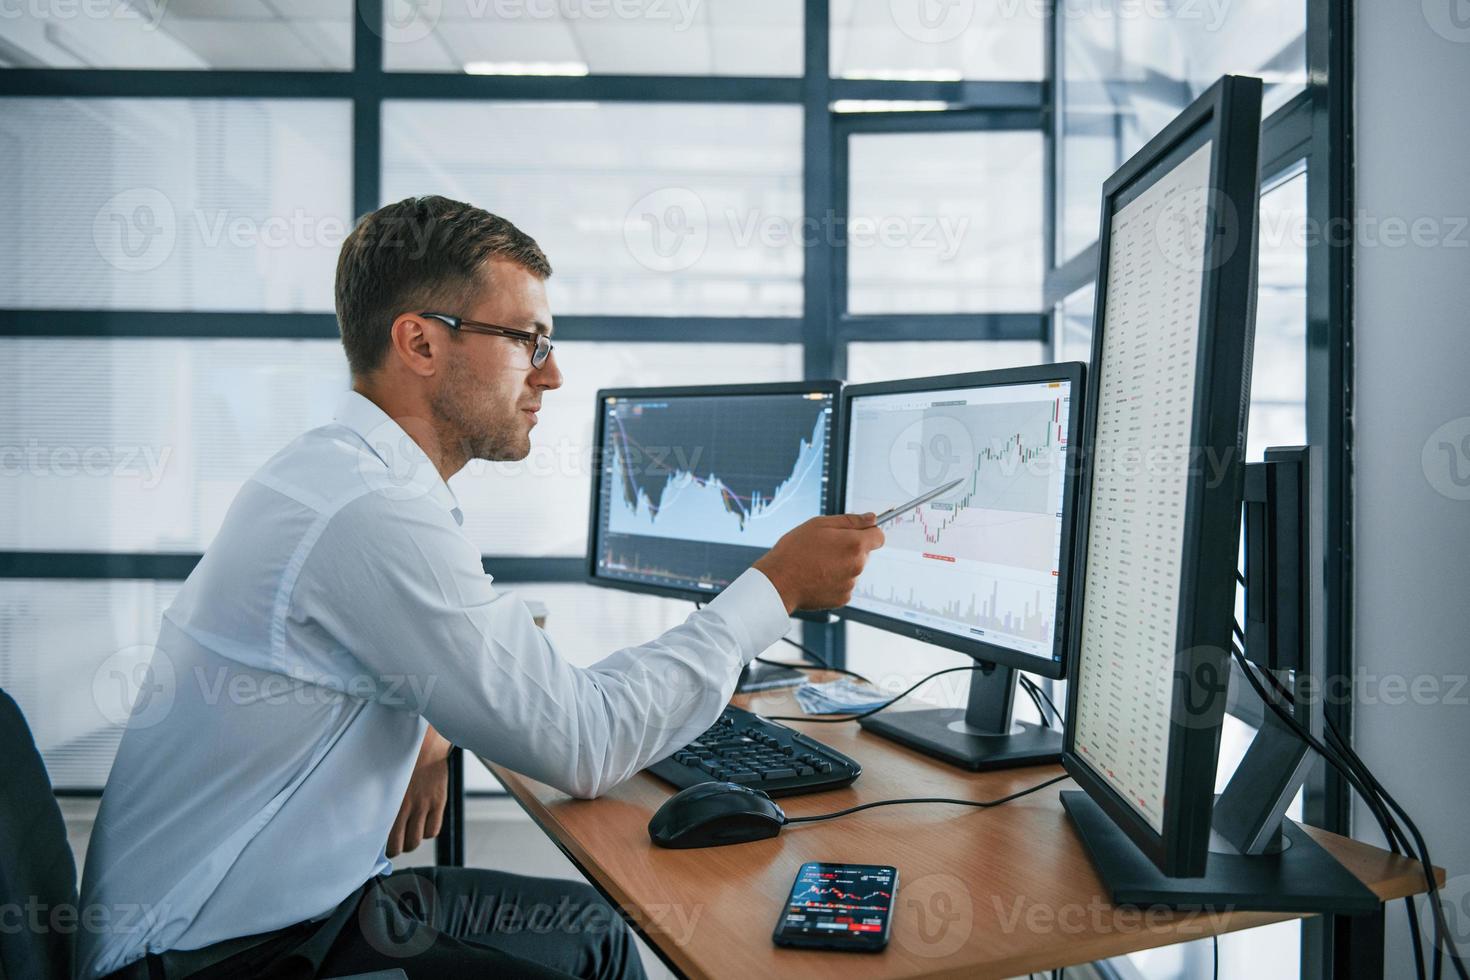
[1060,791,1378,914]
[735,659,804,693]
[858,662,1061,770]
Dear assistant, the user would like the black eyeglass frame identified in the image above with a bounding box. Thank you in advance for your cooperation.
[420,311,554,369]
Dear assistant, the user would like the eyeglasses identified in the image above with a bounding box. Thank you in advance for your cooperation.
[420,311,554,369]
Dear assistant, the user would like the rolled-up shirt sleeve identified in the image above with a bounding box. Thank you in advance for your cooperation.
[290,491,791,799]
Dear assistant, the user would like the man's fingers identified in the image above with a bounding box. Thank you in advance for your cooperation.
[825,512,876,529]
[387,809,407,858]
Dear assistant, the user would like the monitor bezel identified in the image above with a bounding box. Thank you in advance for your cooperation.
[585,379,843,605]
[832,362,1087,681]
[1059,75,1263,878]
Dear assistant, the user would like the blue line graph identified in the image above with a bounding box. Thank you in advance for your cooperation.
[607,412,826,550]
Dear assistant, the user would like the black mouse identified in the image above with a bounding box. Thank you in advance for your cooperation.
[648,781,787,848]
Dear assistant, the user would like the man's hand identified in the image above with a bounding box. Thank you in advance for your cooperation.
[387,725,453,858]
[753,513,885,614]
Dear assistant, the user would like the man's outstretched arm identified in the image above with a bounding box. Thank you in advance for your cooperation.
[294,494,882,800]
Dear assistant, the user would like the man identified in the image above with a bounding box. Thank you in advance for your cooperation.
[78,196,884,980]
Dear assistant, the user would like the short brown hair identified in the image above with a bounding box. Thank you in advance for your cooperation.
[334,195,552,377]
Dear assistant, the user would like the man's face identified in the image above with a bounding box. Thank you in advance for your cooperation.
[429,258,561,463]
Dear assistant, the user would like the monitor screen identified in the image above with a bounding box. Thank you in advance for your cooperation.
[590,384,838,600]
[1070,139,1215,836]
[841,371,1078,667]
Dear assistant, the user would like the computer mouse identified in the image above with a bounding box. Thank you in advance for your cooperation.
[648,781,788,849]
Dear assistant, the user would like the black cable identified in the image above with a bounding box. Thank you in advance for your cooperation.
[1017,675,1051,729]
[1232,639,1430,980]
[764,664,985,723]
[779,635,874,683]
[1230,647,1461,980]
[784,773,1070,825]
[753,654,872,684]
[1212,934,1219,980]
[1320,711,1461,980]
[1028,677,1062,725]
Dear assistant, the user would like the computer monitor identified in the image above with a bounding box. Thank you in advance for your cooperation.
[836,363,1086,770]
[1058,75,1263,881]
[587,381,840,604]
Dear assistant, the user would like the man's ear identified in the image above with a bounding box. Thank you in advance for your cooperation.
[388,313,438,378]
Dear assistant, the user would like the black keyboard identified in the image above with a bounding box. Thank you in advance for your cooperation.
[646,705,861,797]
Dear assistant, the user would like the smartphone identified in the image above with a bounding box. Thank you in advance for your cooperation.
[771,861,898,952]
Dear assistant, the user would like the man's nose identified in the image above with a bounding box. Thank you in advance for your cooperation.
[534,350,563,390]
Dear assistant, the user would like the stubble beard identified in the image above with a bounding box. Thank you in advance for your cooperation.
[430,356,530,465]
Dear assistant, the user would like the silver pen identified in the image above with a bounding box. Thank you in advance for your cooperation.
[873,478,966,526]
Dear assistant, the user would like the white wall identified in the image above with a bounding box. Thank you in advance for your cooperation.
[1353,0,1470,969]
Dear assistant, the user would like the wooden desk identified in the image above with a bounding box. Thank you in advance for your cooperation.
[484,676,1434,980]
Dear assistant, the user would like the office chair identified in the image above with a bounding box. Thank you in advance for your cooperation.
[0,688,408,980]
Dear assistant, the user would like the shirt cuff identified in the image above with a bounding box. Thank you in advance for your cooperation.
[704,568,792,664]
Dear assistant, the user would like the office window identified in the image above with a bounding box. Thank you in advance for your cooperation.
[0,339,348,552]
[451,342,804,556]
[1248,167,1308,459]
[382,101,804,317]
[1055,0,1306,262]
[0,2,353,70]
[829,0,1043,80]
[381,0,802,76]
[845,341,1045,384]
[846,131,1043,313]
[0,578,181,790]
[1054,283,1095,363]
[0,98,352,311]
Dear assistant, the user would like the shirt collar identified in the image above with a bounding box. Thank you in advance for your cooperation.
[333,391,464,526]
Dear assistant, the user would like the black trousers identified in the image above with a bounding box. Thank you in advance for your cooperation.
[159,867,649,980]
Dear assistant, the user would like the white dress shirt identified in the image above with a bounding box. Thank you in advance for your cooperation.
[76,391,791,979]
